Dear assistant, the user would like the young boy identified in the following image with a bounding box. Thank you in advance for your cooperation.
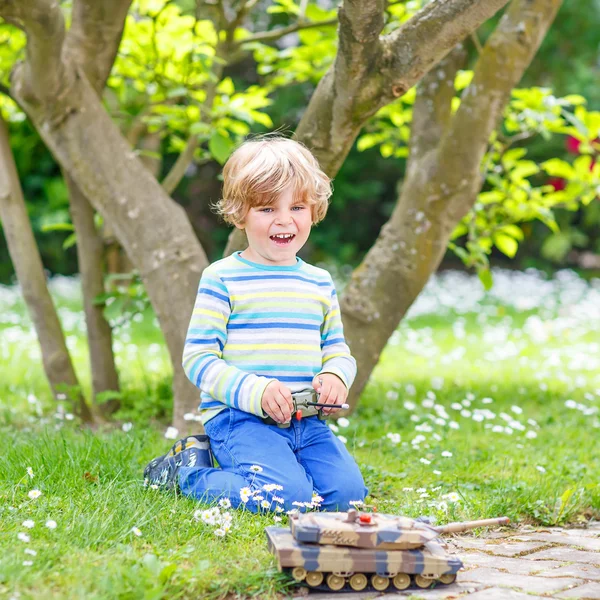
[144,137,367,512]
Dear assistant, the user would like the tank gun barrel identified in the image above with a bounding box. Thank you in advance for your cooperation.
[433,517,510,535]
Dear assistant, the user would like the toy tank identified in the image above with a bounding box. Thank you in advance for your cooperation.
[266,509,509,592]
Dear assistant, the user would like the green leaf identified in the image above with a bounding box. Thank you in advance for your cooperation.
[217,77,234,95]
[103,297,126,322]
[95,390,123,404]
[478,191,504,205]
[501,148,527,169]
[562,94,587,106]
[541,159,575,179]
[63,233,77,250]
[380,143,394,158]
[41,223,74,233]
[478,268,493,290]
[357,134,381,152]
[555,488,575,523]
[510,160,539,181]
[493,233,518,258]
[450,223,468,241]
[159,563,177,583]
[500,224,524,241]
[208,132,234,165]
[454,70,474,91]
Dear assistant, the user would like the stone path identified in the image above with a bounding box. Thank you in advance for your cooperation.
[293,523,600,600]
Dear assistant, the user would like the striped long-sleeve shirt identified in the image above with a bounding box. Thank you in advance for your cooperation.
[182,251,357,424]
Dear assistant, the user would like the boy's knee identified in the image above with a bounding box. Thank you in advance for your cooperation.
[279,479,314,512]
[321,473,367,511]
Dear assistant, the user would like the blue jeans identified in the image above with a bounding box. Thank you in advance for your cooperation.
[178,408,367,512]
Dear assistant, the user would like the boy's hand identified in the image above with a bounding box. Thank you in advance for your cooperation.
[312,373,347,416]
[261,380,294,424]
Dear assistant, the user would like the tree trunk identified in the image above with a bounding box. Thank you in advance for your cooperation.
[0,114,92,421]
[10,67,206,431]
[342,0,563,410]
[66,173,120,413]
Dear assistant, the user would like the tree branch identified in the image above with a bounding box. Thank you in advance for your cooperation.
[295,0,510,176]
[227,0,259,42]
[162,135,200,196]
[439,0,563,207]
[339,0,562,409]
[161,63,223,195]
[234,17,338,47]
[381,0,510,101]
[64,0,133,94]
[0,0,69,103]
[408,44,466,165]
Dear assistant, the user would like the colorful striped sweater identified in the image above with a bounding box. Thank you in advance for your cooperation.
[182,251,357,424]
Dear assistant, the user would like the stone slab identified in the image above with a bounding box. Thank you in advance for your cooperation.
[510,533,600,552]
[461,552,564,575]
[383,582,483,599]
[527,548,600,565]
[459,567,583,594]
[454,589,548,600]
[555,582,600,599]
[538,564,600,581]
[518,527,600,538]
[451,538,549,557]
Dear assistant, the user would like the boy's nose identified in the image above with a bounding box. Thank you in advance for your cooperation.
[275,213,293,225]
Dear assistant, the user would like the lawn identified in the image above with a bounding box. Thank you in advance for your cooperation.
[1,268,599,599]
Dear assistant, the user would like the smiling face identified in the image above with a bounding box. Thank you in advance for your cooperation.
[236,185,313,266]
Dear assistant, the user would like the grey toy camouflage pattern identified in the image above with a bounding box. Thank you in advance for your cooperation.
[266,510,509,592]
[291,511,440,549]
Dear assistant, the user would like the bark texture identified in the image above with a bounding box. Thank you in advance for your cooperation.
[0,115,91,421]
[341,0,563,409]
[60,0,132,414]
[67,173,120,410]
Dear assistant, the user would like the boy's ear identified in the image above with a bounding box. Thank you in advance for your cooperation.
[234,220,245,230]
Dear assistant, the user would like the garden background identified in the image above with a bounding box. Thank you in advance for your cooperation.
[0,1,599,598]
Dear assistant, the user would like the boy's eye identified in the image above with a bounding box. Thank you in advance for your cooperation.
[259,207,273,213]
[292,205,306,211]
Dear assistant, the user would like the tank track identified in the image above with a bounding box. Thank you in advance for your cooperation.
[283,568,457,593]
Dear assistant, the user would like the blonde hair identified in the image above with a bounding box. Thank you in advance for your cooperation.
[215,136,332,226]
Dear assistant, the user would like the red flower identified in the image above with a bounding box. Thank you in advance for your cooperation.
[548,177,566,191]
[566,136,581,154]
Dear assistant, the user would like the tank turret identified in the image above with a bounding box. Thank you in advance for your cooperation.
[266,510,509,592]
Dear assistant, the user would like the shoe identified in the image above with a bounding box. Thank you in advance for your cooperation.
[143,454,166,481]
[143,435,214,490]
[166,434,214,467]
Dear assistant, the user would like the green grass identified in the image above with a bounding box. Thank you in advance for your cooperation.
[0,271,599,599]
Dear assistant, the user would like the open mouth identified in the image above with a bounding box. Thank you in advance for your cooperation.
[270,233,296,246]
